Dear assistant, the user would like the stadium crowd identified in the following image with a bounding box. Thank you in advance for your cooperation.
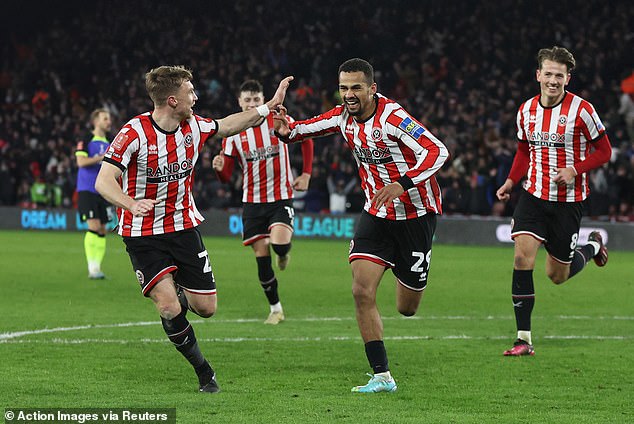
[1,0,633,220]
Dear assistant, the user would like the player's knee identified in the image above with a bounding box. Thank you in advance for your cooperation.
[271,243,291,258]
[397,305,417,317]
[547,270,568,285]
[513,254,534,270]
[158,302,182,320]
[397,293,421,316]
[194,304,216,318]
[351,281,373,304]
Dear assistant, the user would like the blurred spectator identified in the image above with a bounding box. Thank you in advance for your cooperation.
[327,175,356,214]
[0,0,632,219]
[619,92,634,142]
[29,176,61,207]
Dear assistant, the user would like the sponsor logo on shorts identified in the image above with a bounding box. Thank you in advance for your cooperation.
[135,270,145,286]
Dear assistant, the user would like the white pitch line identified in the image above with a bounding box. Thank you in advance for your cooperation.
[1,315,633,341]
[0,334,631,345]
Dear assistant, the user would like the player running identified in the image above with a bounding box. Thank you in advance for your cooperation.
[96,65,293,393]
[213,80,313,325]
[275,58,449,393]
[496,46,611,356]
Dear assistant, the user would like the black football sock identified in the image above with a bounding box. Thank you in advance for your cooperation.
[161,308,206,370]
[512,269,535,332]
[195,360,215,386]
[568,245,595,278]
[365,340,389,374]
[256,256,280,305]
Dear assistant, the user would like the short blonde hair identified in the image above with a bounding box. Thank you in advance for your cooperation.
[145,65,193,105]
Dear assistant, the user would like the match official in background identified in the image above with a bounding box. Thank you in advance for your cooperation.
[496,46,611,357]
[96,65,293,393]
[75,108,112,280]
[275,58,449,393]
[213,80,313,325]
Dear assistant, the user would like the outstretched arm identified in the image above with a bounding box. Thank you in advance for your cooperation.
[216,76,294,138]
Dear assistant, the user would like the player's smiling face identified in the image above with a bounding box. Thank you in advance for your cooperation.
[238,90,264,112]
[536,60,570,106]
[339,71,377,120]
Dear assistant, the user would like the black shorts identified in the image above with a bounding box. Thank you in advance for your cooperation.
[511,190,583,263]
[122,228,216,297]
[349,211,437,291]
[241,200,295,246]
[78,191,112,223]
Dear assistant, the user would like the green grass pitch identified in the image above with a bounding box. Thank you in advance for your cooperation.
[1,230,632,423]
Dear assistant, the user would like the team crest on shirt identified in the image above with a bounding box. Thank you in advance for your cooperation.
[398,117,425,140]
[371,127,383,141]
[558,115,567,126]
[184,133,193,147]
[135,270,144,286]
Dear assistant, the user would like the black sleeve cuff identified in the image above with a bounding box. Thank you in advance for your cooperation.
[103,157,126,172]
[397,175,414,191]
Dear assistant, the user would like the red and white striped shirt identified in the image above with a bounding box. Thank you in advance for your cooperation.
[104,112,218,237]
[516,91,606,202]
[287,94,449,220]
[222,114,295,203]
